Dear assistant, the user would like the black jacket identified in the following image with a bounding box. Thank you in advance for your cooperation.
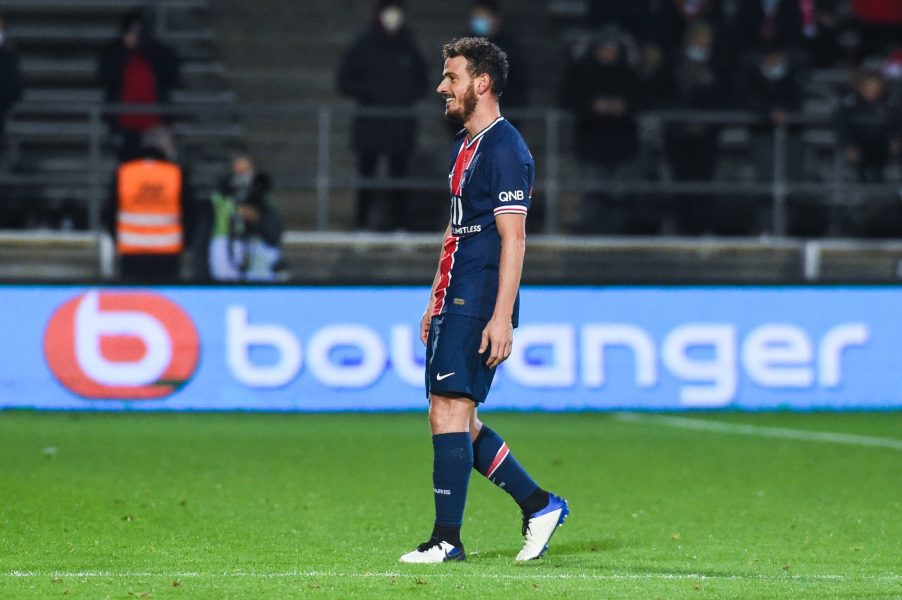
[0,44,22,115]
[485,30,529,109]
[732,0,804,53]
[738,57,803,121]
[835,92,899,154]
[558,49,640,165]
[337,27,428,154]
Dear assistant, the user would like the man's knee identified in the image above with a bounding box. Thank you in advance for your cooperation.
[428,394,474,434]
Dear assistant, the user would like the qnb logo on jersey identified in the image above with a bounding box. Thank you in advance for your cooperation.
[498,190,525,202]
[44,291,200,400]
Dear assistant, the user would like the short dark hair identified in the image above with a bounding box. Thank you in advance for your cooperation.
[442,37,508,96]
[471,0,500,13]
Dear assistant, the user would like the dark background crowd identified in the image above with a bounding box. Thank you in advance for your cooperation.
[0,0,901,282]
[330,0,902,237]
[552,0,902,235]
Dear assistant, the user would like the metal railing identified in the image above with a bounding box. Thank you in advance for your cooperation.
[3,101,900,237]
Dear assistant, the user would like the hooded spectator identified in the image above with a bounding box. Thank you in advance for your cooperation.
[467,1,529,111]
[337,0,428,231]
[835,68,901,182]
[97,10,181,161]
[558,27,643,233]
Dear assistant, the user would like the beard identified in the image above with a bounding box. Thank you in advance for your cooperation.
[444,83,478,123]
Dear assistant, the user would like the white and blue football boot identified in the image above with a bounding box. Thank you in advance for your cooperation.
[516,493,570,561]
[399,539,466,563]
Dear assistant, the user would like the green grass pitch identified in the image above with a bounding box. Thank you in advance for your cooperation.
[1,411,900,598]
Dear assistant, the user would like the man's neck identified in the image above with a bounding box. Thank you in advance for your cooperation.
[464,102,502,139]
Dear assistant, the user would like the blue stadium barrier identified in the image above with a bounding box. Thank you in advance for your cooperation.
[4,285,899,411]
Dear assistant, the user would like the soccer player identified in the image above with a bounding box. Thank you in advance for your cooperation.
[399,37,569,564]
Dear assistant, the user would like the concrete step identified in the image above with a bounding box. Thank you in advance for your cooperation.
[1,0,209,12]
[9,24,215,43]
[21,57,227,82]
[8,119,243,142]
[19,87,236,105]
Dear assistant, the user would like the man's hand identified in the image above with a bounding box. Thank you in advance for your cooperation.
[420,311,432,346]
[479,316,513,368]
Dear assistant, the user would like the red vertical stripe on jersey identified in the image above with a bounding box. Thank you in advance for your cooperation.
[450,137,483,197]
[432,233,459,316]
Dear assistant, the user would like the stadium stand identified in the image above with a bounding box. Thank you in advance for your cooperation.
[2,0,902,283]
[0,0,242,229]
[209,0,562,231]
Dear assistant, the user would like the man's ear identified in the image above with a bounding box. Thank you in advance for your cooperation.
[477,73,492,95]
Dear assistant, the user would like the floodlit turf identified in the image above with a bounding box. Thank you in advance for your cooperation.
[1,411,900,599]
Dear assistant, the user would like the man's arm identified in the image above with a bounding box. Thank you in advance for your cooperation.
[421,223,452,345]
[479,213,526,368]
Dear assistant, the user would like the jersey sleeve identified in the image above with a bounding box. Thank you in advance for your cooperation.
[489,145,533,218]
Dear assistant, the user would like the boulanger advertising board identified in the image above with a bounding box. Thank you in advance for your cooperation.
[2,286,900,411]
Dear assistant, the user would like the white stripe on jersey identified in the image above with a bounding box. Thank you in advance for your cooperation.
[494,205,528,216]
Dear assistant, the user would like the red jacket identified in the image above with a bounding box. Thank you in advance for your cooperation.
[852,0,902,24]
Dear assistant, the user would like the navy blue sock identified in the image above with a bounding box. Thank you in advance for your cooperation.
[472,426,540,507]
[432,432,473,544]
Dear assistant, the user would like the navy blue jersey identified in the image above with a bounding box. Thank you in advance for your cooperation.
[432,117,534,326]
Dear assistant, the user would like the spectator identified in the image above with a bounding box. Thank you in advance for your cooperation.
[802,0,845,68]
[657,0,725,58]
[558,27,642,233]
[834,68,901,183]
[850,0,902,60]
[336,0,428,231]
[883,47,902,108]
[104,127,193,282]
[97,10,180,161]
[663,20,731,234]
[587,0,654,37]
[731,0,805,57]
[738,45,804,180]
[0,13,22,160]
[467,1,529,113]
[635,40,675,109]
[206,153,286,282]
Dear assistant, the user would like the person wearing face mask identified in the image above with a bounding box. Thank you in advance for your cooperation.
[466,1,528,115]
[557,26,643,234]
[97,10,181,162]
[663,20,732,235]
[0,13,22,162]
[206,153,286,282]
[337,0,429,231]
[738,45,806,234]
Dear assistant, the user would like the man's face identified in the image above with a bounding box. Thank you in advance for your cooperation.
[123,23,142,48]
[859,76,884,102]
[436,56,478,123]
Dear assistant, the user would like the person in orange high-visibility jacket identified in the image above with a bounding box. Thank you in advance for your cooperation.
[105,141,193,282]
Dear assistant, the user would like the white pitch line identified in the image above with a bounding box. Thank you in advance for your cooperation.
[614,413,902,451]
[4,571,901,582]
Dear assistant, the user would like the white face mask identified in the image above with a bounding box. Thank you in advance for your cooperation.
[686,45,711,63]
[884,61,902,80]
[762,61,788,81]
[379,7,404,33]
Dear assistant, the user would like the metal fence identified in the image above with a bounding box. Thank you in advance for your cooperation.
[3,101,900,236]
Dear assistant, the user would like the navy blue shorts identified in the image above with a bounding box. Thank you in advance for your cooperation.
[425,313,496,404]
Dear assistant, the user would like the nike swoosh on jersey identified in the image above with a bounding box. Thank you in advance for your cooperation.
[436,372,456,381]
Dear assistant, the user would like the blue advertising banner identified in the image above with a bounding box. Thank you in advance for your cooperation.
[2,285,900,411]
